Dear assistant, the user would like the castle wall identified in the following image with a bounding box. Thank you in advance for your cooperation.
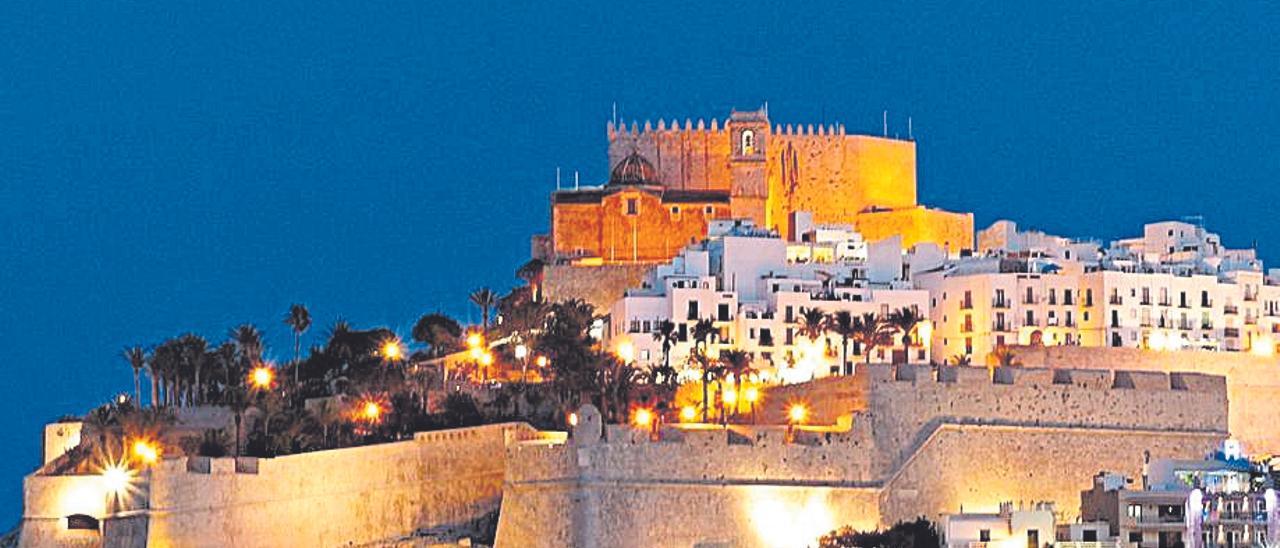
[860,365,1226,475]
[878,424,1223,526]
[541,263,654,312]
[88,423,530,548]
[1009,345,1280,454]
[853,206,975,253]
[496,427,882,548]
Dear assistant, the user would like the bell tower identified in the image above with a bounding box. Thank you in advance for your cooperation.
[727,108,769,227]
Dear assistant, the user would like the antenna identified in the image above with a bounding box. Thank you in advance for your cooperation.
[882,111,888,137]
[908,117,913,140]
[612,102,618,127]
[556,167,561,190]
[574,170,580,191]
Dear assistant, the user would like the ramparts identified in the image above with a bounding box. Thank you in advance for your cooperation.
[1009,345,1280,454]
[494,365,1227,547]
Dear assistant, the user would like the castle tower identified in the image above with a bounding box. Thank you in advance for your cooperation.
[726,108,769,227]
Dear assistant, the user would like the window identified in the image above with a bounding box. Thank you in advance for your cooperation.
[1127,504,1142,519]
[625,198,638,215]
[671,206,680,215]
[704,206,714,214]
[1128,532,1141,543]
[686,301,699,320]
[1082,530,1098,542]
[741,129,756,155]
[979,529,991,543]
[1026,529,1038,548]
[718,303,730,321]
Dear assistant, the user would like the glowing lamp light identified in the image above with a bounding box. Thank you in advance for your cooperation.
[381,340,404,361]
[131,440,160,465]
[469,347,484,360]
[917,320,933,349]
[616,341,635,363]
[360,400,383,423]
[101,464,134,496]
[535,356,548,368]
[514,344,528,360]
[744,386,760,404]
[568,412,579,427]
[788,404,808,424]
[722,389,737,406]
[633,408,653,428]
[466,332,484,349]
[1252,336,1275,357]
[680,406,697,422]
[479,352,494,366]
[249,366,275,389]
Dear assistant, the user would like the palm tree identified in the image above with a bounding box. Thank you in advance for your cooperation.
[990,345,1022,371]
[284,304,311,384]
[718,350,754,418]
[797,307,827,342]
[949,354,972,366]
[849,312,891,369]
[886,307,925,364]
[826,311,856,375]
[652,320,679,376]
[123,346,147,406]
[469,288,498,333]
[177,334,208,406]
[690,318,717,421]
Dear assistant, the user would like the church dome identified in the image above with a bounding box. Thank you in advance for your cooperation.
[608,151,658,186]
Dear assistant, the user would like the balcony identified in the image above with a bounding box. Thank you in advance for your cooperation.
[1225,305,1239,315]
[1158,299,1171,307]
[1110,296,1124,305]
[1203,322,1215,330]
[992,298,1010,309]
[1178,321,1193,331]
[1245,316,1258,325]
[1023,296,1037,305]
[1225,328,1240,338]
[993,321,1011,332]
[1244,293,1259,302]
[1140,298,1152,306]
[961,300,973,310]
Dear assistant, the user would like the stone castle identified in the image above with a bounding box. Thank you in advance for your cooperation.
[536,107,973,266]
[21,364,1228,547]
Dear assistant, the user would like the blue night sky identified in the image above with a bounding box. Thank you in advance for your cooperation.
[1,1,1277,523]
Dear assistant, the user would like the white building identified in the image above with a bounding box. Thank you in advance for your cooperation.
[941,501,1056,548]
[609,218,930,383]
[920,220,1280,364]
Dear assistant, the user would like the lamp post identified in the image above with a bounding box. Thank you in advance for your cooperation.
[786,403,807,444]
[721,388,737,426]
[744,386,759,424]
[514,343,528,417]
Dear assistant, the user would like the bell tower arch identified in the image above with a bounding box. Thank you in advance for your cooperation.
[727,108,769,227]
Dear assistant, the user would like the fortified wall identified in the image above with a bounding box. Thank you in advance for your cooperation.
[19,423,546,548]
[1010,345,1280,455]
[494,365,1227,548]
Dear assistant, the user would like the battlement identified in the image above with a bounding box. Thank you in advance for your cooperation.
[859,363,1224,394]
[606,118,863,139]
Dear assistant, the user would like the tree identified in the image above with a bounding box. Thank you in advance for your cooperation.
[284,304,312,384]
[886,307,925,364]
[718,350,754,418]
[412,313,463,357]
[652,319,679,376]
[469,288,498,332]
[990,345,1022,370]
[176,334,208,406]
[849,313,892,369]
[826,312,857,375]
[948,354,972,366]
[797,307,827,342]
[819,518,940,548]
[690,318,718,421]
[123,346,147,406]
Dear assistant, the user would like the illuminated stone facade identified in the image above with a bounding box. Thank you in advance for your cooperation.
[542,107,974,267]
[496,365,1226,547]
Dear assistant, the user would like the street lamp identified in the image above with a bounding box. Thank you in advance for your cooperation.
[131,440,160,465]
[680,405,697,423]
[744,386,760,424]
[786,403,807,444]
[616,341,635,364]
[721,388,737,425]
[381,339,404,361]
[514,343,529,417]
[249,365,275,390]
